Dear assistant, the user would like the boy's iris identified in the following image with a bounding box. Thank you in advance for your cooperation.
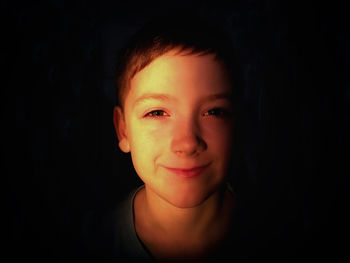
[145,110,168,118]
[204,108,231,117]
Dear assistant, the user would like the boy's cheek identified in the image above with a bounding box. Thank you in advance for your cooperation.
[129,129,166,159]
[204,122,233,142]
[129,120,171,145]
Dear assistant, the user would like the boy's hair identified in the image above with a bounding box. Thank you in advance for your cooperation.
[115,8,243,111]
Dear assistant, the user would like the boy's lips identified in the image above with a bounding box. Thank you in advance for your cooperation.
[163,163,211,178]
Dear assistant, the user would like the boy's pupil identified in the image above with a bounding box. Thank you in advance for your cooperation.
[210,108,222,115]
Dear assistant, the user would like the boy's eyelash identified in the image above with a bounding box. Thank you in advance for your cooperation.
[143,108,231,119]
[203,108,231,117]
[144,110,169,118]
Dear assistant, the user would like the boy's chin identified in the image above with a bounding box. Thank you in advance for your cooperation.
[143,174,226,208]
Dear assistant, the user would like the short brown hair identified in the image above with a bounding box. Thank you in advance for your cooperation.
[115,8,243,110]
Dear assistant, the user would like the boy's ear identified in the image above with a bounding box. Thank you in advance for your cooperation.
[113,106,130,153]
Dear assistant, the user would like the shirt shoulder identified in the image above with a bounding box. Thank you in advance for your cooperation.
[115,185,154,262]
[72,185,153,263]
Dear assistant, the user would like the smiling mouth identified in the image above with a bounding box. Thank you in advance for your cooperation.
[163,163,211,178]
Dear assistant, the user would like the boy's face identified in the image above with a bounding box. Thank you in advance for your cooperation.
[114,50,235,208]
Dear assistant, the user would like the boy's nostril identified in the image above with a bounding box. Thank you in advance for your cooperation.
[171,135,207,156]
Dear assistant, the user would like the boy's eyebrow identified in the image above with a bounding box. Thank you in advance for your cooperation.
[133,93,177,107]
[202,93,233,103]
[133,92,232,107]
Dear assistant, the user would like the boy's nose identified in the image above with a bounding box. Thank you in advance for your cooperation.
[170,120,207,157]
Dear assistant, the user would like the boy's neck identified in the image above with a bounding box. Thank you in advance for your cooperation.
[134,184,234,253]
[149,186,228,232]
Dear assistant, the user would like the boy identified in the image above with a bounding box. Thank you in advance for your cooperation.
[113,9,243,262]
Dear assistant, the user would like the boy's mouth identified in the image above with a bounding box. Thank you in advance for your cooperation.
[163,163,211,178]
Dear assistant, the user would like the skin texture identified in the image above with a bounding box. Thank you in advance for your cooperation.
[113,50,235,261]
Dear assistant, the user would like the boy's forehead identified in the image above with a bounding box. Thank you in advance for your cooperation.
[128,52,231,101]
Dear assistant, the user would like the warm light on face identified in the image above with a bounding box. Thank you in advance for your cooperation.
[118,50,234,208]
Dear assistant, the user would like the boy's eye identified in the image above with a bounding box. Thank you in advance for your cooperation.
[204,108,230,117]
[144,110,168,118]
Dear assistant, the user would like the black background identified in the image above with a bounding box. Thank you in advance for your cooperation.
[4,0,349,262]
